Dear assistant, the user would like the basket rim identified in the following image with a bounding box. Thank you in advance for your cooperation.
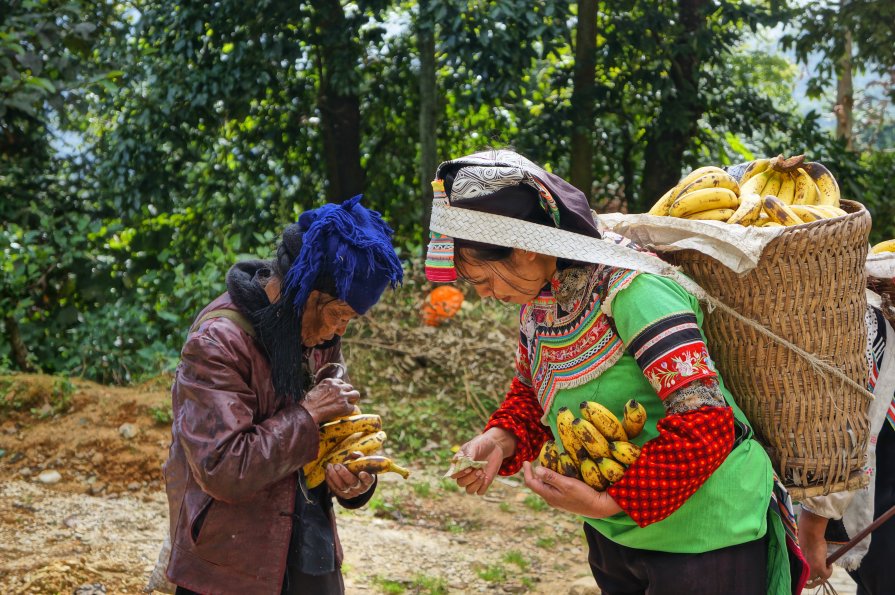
[764,198,868,235]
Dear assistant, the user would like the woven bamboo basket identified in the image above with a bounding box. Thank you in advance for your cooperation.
[665,200,872,499]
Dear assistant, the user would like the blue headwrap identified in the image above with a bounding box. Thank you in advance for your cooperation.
[283,195,404,316]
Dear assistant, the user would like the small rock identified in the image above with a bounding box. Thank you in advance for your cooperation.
[89,482,106,496]
[74,584,107,595]
[91,452,105,466]
[18,467,32,477]
[568,576,600,595]
[118,423,139,439]
[38,470,62,484]
[127,482,140,491]
[9,451,25,464]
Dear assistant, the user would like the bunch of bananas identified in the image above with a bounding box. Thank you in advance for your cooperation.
[647,155,847,228]
[871,240,895,254]
[538,399,646,491]
[303,408,410,488]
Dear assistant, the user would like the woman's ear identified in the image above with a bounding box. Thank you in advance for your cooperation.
[514,248,537,262]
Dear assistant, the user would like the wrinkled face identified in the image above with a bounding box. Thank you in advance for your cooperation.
[301,291,359,347]
[455,248,554,305]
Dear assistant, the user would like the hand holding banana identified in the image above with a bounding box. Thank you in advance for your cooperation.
[646,155,847,227]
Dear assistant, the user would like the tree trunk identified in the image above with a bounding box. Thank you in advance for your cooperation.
[312,0,366,203]
[639,0,707,212]
[835,27,854,150]
[569,0,598,200]
[4,315,33,372]
[418,0,438,256]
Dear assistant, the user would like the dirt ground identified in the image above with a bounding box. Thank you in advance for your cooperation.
[0,375,858,594]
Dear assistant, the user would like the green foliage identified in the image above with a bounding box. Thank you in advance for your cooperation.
[149,404,173,425]
[476,563,507,583]
[523,493,549,512]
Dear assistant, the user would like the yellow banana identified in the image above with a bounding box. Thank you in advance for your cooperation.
[668,188,739,218]
[802,162,840,207]
[758,221,785,228]
[647,187,675,216]
[739,169,773,197]
[813,205,847,218]
[622,399,647,439]
[306,430,387,488]
[725,193,763,226]
[596,457,626,484]
[668,166,728,203]
[610,441,642,466]
[685,208,736,221]
[580,458,608,491]
[789,205,828,222]
[777,174,796,205]
[318,414,382,442]
[675,170,740,197]
[737,158,771,186]
[580,401,627,442]
[573,418,612,459]
[763,196,804,227]
[342,455,410,479]
[557,407,587,465]
[792,168,819,206]
[871,239,895,254]
[760,171,785,199]
[538,440,562,472]
[557,452,580,479]
[305,430,364,476]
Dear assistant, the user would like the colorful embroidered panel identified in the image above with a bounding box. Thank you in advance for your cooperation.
[516,264,639,412]
[625,312,718,399]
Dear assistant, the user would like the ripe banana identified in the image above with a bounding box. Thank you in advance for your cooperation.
[648,187,675,216]
[792,168,819,206]
[580,458,608,491]
[668,188,739,218]
[763,196,804,227]
[557,452,580,479]
[573,418,612,459]
[760,171,785,199]
[675,171,740,197]
[871,239,895,254]
[610,441,642,466]
[685,208,736,221]
[802,162,840,207]
[306,430,388,488]
[739,169,773,197]
[596,457,626,484]
[668,166,728,203]
[538,440,562,472]
[342,455,410,479]
[725,193,763,226]
[813,205,847,218]
[789,205,827,222]
[777,174,796,205]
[737,158,771,186]
[319,414,382,442]
[759,221,785,228]
[580,401,627,442]
[622,399,647,439]
[557,407,587,465]
[305,430,364,475]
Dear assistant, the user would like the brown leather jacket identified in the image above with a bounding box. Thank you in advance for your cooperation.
[164,293,364,595]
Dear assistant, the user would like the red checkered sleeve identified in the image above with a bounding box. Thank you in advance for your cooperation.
[607,405,735,527]
[484,376,552,476]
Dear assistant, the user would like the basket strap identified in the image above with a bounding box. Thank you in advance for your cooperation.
[190,308,256,338]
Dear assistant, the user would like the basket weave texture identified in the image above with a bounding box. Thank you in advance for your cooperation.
[665,200,872,496]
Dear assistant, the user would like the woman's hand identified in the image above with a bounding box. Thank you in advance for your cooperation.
[325,452,375,499]
[798,509,833,588]
[302,378,360,424]
[451,428,517,496]
[522,461,622,518]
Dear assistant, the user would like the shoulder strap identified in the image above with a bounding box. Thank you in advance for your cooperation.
[190,308,257,338]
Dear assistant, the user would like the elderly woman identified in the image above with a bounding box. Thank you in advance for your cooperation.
[163,196,403,595]
[429,150,808,594]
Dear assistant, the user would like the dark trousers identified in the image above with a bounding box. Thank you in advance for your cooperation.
[584,522,768,595]
[174,569,343,595]
[848,421,895,595]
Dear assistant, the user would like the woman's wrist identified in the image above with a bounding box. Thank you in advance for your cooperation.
[483,427,518,459]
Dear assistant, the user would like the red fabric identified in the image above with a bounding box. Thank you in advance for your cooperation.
[607,405,735,527]
[644,343,718,400]
[485,377,552,476]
